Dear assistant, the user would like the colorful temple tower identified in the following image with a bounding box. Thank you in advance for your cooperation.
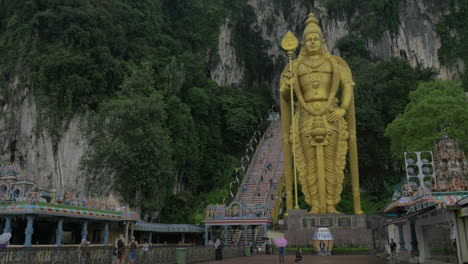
[434,133,468,191]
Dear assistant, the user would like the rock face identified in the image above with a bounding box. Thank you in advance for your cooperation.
[0,0,463,194]
[211,19,245,86]
[212,0,463,87]
[0,77,87,194]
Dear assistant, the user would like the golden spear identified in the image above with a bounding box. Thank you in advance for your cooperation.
[281,31,300,209]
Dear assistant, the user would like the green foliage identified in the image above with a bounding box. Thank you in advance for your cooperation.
[0,0,161,136]
[83,63,173,215]
[342,50,435,193]
[385,80,468,158]
[335,35,369,60]
[230,4,275,85]
[336,183,392,214]
[435,1,468,89]
[322,0,400,40]
[0,0,274,223]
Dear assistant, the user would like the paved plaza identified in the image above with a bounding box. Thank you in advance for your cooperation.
[199,255,386,264]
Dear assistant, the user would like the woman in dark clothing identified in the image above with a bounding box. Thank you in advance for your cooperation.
[116,234,125,264]
[214,238,223,260]
[295,248,302,262]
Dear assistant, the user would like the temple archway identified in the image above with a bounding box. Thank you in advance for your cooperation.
[0,185,7,200]
[11,188,20,201]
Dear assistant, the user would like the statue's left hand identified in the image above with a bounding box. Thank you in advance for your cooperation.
[326,108,346,123]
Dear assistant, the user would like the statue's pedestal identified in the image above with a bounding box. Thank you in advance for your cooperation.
[284,209,374,248]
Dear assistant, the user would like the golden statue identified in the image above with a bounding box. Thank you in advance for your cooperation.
[280,14,363,214]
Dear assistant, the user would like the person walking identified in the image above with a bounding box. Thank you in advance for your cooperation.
[141,239,150,264]
[115,234,125,264]
[320,240,325,256]
[79,239,90,264]
[295,248,302,263]
[390,239,397,264]
[278,246,285,263]
[129,237,138,264]
[214,238,223,260]
[112,239,119,264]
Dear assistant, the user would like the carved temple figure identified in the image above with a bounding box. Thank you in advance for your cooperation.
[280,14,363,214]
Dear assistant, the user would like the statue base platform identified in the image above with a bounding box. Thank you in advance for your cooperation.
[284,209,378,248]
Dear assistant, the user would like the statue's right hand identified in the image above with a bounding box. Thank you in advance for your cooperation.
[282,70,295,87]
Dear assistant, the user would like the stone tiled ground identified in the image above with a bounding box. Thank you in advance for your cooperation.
[198,255,386,264]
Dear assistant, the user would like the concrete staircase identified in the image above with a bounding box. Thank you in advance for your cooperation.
[236,120,284,217]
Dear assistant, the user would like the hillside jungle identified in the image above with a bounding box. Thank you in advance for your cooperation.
[0,0,466,223]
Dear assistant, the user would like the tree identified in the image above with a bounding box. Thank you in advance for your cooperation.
[83,63,174,218]
[348,56,434,193]
[385,80,468,158]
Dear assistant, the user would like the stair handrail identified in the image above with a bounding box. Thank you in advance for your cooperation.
[248,121,279,204]
[262,140,283,209]
[233,123,271,202]
[273,178,285,224]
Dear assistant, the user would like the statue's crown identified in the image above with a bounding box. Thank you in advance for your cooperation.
[303,13,322,38]
[305,13,319,27]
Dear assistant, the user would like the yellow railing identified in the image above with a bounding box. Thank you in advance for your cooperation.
[273,176,285,224]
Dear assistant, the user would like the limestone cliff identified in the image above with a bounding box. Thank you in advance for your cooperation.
[0,77,87,194]
[0,0,463,195]
[212,0,463,86]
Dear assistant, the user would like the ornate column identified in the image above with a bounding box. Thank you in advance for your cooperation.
[398,224,407,251]
[410,220,418,254]
[243,225,249,245]
[3,216,13,233]
[130,222,134,238]
[204,226,209,245]
[56,218,64,247]
[209,226,213,242]
[103,222,109,245]
[81,220,88,241]
[181,233,185,244]
[124,221,129,244]
[223,226,228,245]
[262,224,268,241]
[24,215,34,247]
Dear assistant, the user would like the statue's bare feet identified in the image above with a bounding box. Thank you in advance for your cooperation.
[327,206,340,214]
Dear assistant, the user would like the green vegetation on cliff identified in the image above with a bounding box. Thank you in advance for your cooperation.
[0,0,465,221]
[0,0,273,222]
[385,80,468,157]
[322,0,400,40]
[336,35,435,198]
[435,1,468,88]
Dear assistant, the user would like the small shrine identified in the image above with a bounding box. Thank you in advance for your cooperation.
[383,134,468,264]
[433,133,468,191]
[0,163,204,247]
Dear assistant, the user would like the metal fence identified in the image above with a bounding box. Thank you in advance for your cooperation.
[0,245,245,264]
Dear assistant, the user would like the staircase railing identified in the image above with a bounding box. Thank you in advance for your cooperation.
[262,141,283,210]
[254,227,259,244]
[234,122,271,202]
[249,121,279,204]
[232,114,275,202]
[273,176,285,224]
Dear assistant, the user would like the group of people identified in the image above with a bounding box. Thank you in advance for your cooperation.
[277,246,302,263]
[112,235,150,264]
